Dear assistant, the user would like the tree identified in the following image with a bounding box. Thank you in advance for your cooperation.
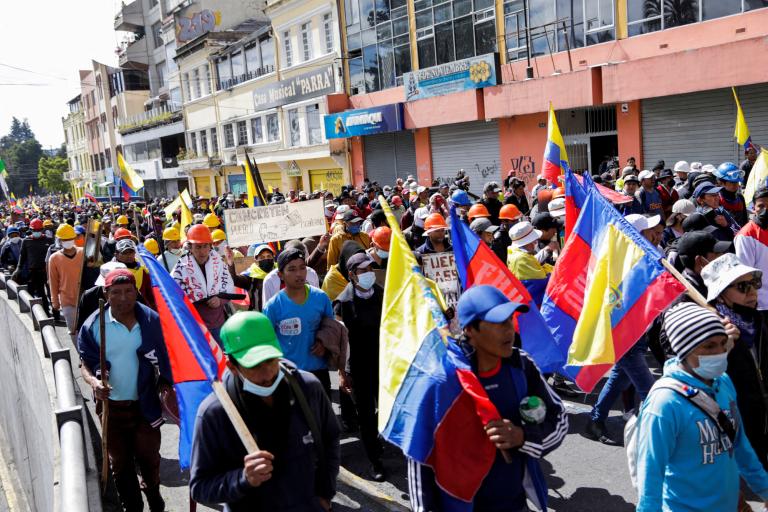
[38,156,70,194]
[0,118,43,195]
[57,143,67,158]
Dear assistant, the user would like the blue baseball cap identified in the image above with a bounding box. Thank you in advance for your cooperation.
[692,182,722,199]
[457,285,529,329]
[75,225,86,235]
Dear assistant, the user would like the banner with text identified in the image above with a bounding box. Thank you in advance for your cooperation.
[403,53,499,102]
[224,199,326,246]
[421,251,460,333]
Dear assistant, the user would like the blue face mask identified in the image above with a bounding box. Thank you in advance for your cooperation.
[347,224,361,235]
[694,352,729,380]
[376,249,389,259]
[356,271,376,290]
[241,371,284,397]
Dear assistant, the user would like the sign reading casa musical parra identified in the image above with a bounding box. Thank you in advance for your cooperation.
[323,104,404,139]
[403,53,499,102]
[252,66,336,110]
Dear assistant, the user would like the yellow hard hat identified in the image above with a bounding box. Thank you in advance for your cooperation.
[116,215,129,225]
[162,227,180,241]
[203,213,220,228]
[112,206,120,213]
[143,238,160,255]
[43,219,54,228]
[211,229,226,243]
[55,224,76,240]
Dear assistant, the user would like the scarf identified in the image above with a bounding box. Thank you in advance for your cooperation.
[715,302,756,348]
[242,262,270,280]
[171,250,233,303]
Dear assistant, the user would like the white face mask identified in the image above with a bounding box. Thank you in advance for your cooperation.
[694,352,729,380]
[168,248,182,256]
[242,371,284,397]
[60,240,75,249]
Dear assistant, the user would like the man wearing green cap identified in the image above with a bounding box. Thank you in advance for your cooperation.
[189,311,340,512]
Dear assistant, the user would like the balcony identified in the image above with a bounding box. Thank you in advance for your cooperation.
[65,170,81,181]
[117,35,148,67]
[114,1,143,32]
[217,65,275,91]
[118,103,183,134]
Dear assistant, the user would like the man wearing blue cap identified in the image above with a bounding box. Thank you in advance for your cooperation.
[408,285,567,512]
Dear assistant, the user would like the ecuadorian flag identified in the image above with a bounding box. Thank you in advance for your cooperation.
[542,103,569,184]
[733,87,752,151]
[117,151,144,201]
[541,179,686,392]
[378,197,523,508]
[137,245,226,468]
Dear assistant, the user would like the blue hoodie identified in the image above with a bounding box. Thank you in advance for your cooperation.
[636,359,768,511]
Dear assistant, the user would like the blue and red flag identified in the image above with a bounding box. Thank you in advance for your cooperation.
[541,180,686,392]
[542,103,570,184]
[450,207,564,374]
[137,245,226,468]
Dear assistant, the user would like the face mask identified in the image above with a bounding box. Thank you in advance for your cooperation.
[325,208,335,217]
[356,271,376,290]
[694,352,729,380]
[8,236,20,244]
[258,259,274,273]
[216,242,227,254]
[347,224,361,235]
[242,371,284,397]
[756,209,768,229]
[376,249,389,259]
[61,240,75,249]
[32,232,42,239]
[169,248,182,256]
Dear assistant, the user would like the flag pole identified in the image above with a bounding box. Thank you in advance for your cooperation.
[659,258,710,309]
[210,381,259,452]
[98,299,111,493]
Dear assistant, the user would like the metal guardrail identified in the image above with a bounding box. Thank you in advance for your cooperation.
[0,273,89,512]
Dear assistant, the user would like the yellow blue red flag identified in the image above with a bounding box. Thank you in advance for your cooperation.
[541,178,686,392]
[733,87,752,150]
[542,103,569,184]
[117,151,144,200]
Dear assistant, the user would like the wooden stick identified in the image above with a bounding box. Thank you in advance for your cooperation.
[211,380,259,453]
[98,299,110,493]
[660,258,712,309]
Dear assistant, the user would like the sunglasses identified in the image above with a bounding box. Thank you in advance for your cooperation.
[729,277,762,294]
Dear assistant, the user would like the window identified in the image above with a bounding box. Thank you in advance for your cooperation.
[192,68,201,98]
[210,128,219,153]
[287,109,301,146]
[152,22,163,49]
[189,132,197,154]
[224,124,235,148]
[231,51,245,81]
[261,37,275,71]
[283,31,293,67]
[237,120,248,146]
[183,72,191,101]
[323,13,334,53]
[251,117,264,144]
[306,104,322,145]
[627,0,747,36]
[165,42,178,73]
[245,43,262,75]
[155,61,166,88]
[301,23,313,61]
[148,139,161,159]
[199,130,208,155]
[266,113,280,142]
[217,56,231,89]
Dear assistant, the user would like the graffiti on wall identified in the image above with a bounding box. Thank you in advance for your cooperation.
[474,160,499,180]
[176,9,221,42]
[508,155,536,189]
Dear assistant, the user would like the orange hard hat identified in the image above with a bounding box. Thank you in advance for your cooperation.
[423,213,448,234]
[552,187,565,199]
[371,226,392,251]
[499,204,522,221]
[114,227,133,240]
[187,224,214,244]
[467,203,490,221]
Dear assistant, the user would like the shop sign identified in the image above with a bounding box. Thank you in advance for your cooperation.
[286,161,302,177]
[403,53,499,102]
[323,104,404,139]
[253,65,336,110]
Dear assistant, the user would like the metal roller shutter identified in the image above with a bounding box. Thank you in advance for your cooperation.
[363,132,417,186]
[642,89,739,167]
[736,83,768,153]
[431,121,500,195]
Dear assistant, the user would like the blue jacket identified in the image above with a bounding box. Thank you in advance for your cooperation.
[77,303,172,428]
[636,359,768,511]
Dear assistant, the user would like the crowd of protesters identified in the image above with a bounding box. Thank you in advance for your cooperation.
[1,143,768,511]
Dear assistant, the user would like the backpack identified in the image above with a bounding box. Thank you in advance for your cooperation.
[625,376,737,490]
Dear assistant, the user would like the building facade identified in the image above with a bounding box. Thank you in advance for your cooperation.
[62,95,90,196]
[327,0,768,193]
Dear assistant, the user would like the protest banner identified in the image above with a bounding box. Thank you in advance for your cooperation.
[421,251,460,333]
[223,199,326,247]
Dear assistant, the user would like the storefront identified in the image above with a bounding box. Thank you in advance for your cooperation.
[309,168,345,195]
[430,121,501,194]
[325,104,406,187]
[641,84,768,166]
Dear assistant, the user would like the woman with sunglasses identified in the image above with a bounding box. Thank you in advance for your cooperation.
[702,253,768,470]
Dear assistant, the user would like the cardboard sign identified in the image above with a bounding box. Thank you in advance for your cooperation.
[421,252,460,332]
[223,199,326,247]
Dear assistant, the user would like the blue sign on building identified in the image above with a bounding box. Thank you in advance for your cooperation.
[324,103,404,139]
[403,53,499,102]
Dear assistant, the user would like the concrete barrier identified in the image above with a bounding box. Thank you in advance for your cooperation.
[0,283,54,511]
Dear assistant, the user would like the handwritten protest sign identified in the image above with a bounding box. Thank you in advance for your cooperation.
[224,199,326,247]
[421,252,460,333]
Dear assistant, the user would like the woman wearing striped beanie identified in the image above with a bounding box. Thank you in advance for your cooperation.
[635,302,768,512]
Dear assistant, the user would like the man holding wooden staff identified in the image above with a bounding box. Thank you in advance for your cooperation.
[77,269,172,512]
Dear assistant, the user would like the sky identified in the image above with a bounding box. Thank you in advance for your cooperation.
[0,0,122,149]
